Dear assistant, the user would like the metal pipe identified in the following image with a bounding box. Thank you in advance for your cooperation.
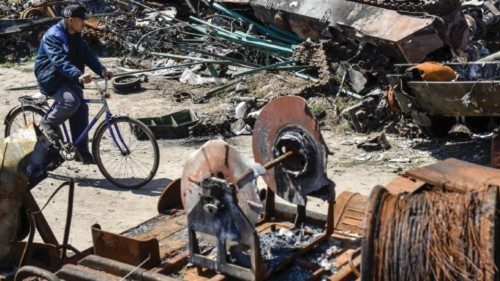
[231,61,295,78]
[15,266,60,281]
[233,150,295,187]
[294,72,320,82]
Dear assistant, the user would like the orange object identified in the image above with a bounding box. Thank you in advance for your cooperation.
[409,61,457,81]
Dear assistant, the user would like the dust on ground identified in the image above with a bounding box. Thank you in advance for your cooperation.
[0,58,491,250]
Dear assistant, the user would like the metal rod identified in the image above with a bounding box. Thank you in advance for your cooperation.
[234,151,294,186]
[294,71,320,82]
[232,61,295,78]
[263,150,295,170]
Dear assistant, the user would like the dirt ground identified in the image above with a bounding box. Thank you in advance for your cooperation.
[0,58,492,250]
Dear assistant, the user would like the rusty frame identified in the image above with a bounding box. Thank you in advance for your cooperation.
[91,223,161,269]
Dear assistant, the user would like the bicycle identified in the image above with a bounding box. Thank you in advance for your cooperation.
[4,79,160,189]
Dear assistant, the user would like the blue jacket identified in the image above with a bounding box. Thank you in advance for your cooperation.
[34,20,105,95]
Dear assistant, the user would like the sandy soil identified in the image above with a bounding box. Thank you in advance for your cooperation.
[0,58,491,250]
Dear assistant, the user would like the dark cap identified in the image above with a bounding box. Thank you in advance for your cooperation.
[62,4,88,20]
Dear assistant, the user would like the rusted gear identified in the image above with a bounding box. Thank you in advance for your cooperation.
[181,139,261,225]
[252,96,333,206]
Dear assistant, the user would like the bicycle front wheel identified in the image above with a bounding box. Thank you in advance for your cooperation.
[92,116,160,189]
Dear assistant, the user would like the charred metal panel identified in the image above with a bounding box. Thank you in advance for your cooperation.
[0,18,58,35]
[389,62,500,117]
[407,81,500,116]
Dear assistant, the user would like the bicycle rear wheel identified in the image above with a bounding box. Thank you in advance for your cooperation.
[4,105,46,137]
[92,116,160,189]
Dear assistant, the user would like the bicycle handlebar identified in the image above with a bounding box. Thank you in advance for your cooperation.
[92,78,108,96]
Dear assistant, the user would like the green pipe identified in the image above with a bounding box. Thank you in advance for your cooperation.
[190,22,294,54]
[214,30,294,54]
[211,3,298,45]
[232,61,295,78]
[267,24,302,42]
[233,31,294,49]
[189,16,236,37]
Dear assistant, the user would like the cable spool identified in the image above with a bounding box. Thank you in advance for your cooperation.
[362,159,500,281]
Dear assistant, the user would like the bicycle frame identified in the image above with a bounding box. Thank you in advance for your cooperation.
[51,79,130,156]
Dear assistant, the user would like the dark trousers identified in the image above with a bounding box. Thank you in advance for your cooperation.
[44,83,89,153]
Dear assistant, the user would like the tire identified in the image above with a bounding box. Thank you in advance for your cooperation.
[112,75,142,94]
[4,105,46,137]
[92,116,159,189]
[418,115,456,138]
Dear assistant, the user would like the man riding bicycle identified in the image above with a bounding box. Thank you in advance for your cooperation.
[34,4,113,164]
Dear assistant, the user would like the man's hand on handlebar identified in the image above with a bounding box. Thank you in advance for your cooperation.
[79,73,92,84]
[102,70,113,80]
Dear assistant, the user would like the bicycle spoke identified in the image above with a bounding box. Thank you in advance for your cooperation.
[128,156,149,177]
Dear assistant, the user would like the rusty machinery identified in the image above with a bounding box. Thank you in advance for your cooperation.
[180,96,336,280]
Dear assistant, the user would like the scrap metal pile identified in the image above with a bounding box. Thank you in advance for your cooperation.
[2,0,500,140]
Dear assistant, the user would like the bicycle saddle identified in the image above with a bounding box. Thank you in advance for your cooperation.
[18,92,48,106]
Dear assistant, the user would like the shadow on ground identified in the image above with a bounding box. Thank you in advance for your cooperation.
[47,173,171,197]
[412,131,491,166]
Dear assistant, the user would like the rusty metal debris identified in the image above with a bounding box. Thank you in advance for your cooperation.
[386,61,500,161]
[362,158,500,280]
[253,96,333,205]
